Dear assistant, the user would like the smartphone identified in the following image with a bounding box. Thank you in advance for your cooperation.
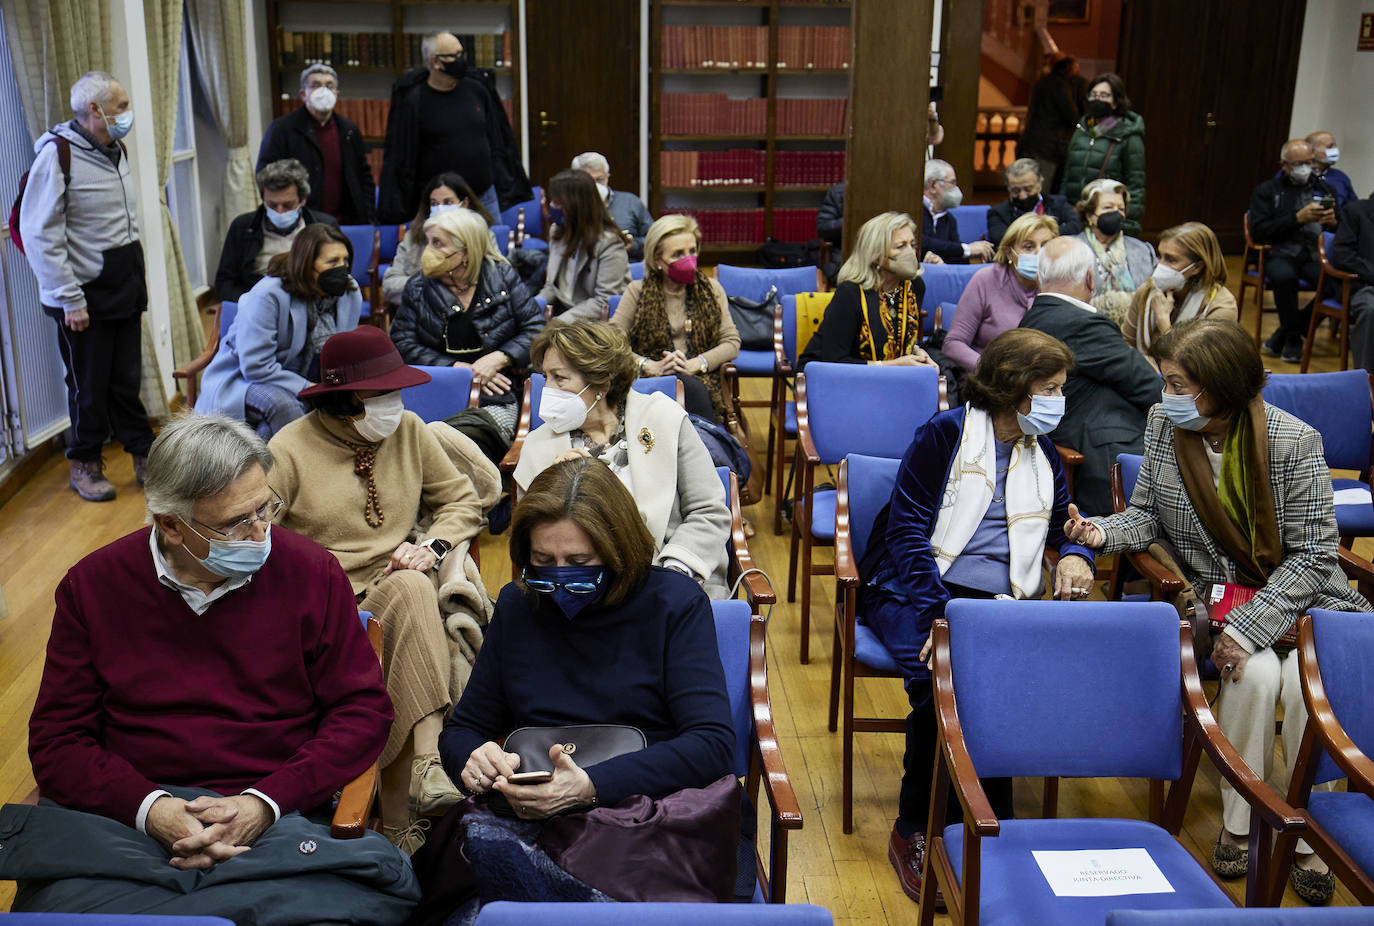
[507,770,553,785]
[1315,195,1336,210]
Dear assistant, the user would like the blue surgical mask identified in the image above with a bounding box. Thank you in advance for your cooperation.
[523,565,607,619]
[1161,389,1210,431]
[1015,253,1039,281]
[1016,394,1065,436]
[266,207,300,230]
[547,204,565,227]
[99,105,134,140]
[184,524,273,580]
[429,203,460,215]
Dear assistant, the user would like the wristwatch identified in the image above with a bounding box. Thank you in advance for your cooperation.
[638,356,649,376]
[698,356,708,374]
[421,538,452,567]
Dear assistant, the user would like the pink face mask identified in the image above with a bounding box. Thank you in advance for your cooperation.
[666,255,698,285]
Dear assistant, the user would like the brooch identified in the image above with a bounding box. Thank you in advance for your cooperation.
[637,427,655,453]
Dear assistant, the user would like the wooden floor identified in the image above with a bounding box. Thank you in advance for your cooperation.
[0,280,1368,918]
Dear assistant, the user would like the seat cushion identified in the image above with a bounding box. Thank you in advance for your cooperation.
[519,237,548,252]
[733,349,773,376]
[942,818,1233,926]
[1308,790,1374,879]
[853,621,903,673]
[1332,477,1374,537]
[808,489,835,541]
[785,400,796,436]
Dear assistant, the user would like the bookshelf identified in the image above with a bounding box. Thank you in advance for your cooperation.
[649,0,851,255]
[265,0,521,185]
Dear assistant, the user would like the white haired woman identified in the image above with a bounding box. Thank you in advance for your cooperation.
[798,212,938,370]
[1072,178,1156,325]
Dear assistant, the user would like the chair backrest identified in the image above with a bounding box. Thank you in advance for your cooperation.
[629,261,645,281]
[500,198,543,239]
[608,294,621,318]
[475,901,835,925]
[1262,370,1372,473]
[949,204,990,243]
[490,223,512,257]
[944,598,1184,781]
[339,224,377,281]
[843,454,903,563]
[919,262,982,312]
[218,300,239,340]
[403,365,475,423]
[1117,452,1143,510]
[938,301,957,331]
[716,264,817,302]
[803,362,940,464]
[711,599,756,784]
[377,224,401,263]
[528,372,678,431]
[528,371,547,429]
[1107,908,1374,925]
[1308,608,1374,785]
[781,294,798,366]
[716,464,732,506]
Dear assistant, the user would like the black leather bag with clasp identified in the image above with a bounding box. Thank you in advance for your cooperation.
[484,724,646,816]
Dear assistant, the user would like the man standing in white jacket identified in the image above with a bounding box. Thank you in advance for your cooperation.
[18,71,154,501]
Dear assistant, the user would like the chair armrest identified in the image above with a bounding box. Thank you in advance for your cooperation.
[834,459,859,587]
[750,616,803,829]
[1127,550,1187,599]
[930,619,1000,836]
[499,377,535,475]
[937,373,949,412]
[1297,614,1374,799]
[729,472,776,610]
[1179,621,1306,833]
[1054,444,1085,467]
[772,302,791,376]
[793,373,820,464]
[331,763,379,838]
[1319,236,1357,281]
[721,362,741,418]
[1338,546,1374,601]
[468,377,483,409]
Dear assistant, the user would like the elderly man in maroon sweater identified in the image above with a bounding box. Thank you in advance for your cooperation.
[5,414,418,922]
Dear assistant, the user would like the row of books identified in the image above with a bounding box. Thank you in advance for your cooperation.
[776,27,851,69]
[660,150,767,187]
[660,27,768,69]
[277,31,512,71]
[776,98,847,135]
[681,209,766,244]
[772,208,822,243]
[661,95,767,135]
[775,151,845,185]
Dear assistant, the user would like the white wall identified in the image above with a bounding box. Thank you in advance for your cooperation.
[1290,0,1374,197]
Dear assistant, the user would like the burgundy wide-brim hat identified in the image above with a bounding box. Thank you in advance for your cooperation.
[298,326,431,397]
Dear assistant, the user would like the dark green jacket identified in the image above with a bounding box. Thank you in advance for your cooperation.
[1060,111,1146,235]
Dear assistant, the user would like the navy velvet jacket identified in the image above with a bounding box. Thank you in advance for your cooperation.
[857,406,1095,678]
[439,567,735,806]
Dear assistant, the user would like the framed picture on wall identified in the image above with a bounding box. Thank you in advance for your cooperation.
[1048,0,1090,23]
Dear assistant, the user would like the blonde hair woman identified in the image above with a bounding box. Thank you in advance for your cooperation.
[944,212,1060,372]
[609,213,740,421]
[389,206,543,454]
[1072,178,1156,325]
[1121,221,1236,360]
[799,211,938,370]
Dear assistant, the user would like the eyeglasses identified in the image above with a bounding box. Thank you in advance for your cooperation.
[1087,91,1114,102]
[184,491,285,543]
[521,568,602,595]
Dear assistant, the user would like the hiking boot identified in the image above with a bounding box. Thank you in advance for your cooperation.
[410,752,463,816]
[888,821,943,909]
[133,454,148,487]
[70,459,116,502]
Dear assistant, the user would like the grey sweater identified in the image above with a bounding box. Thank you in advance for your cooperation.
[19,122,141,315]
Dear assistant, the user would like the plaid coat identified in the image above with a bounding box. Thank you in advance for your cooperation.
[1093,404,1370,649]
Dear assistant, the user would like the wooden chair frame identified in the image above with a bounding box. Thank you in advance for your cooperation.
[746,609,804,902]
[1267,612,1374,906]
[768,300,793,534]
[919,617,1306,925]
[725,469,776,616]
[173,302,228,406]
[1241,211,1272,346]
[1103,461,1189,604]
[1301,234,1357,373]
[331,615,385,837]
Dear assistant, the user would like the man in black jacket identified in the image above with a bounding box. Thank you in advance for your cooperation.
[986,158,1080,247]
[1017,54,1080,192]
[1332,194,1374,372]
[1249,139,1340,363]
[258,65,375,227]
[377,32,531,224]
[214,159,337,303]
[816,182,843,284]
[1019,236,1160,514]
[921,159,994,265]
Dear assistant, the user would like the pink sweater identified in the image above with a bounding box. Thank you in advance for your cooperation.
[943,263,1038,372]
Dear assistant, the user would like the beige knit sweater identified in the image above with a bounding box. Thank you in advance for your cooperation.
[269,410,484,593]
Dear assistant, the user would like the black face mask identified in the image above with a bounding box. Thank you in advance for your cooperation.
[1010,194,1039,213]
[441,57,468,80]
[317,266,351,297]
[1086,99,1113,120]
[1094,210,1124,237]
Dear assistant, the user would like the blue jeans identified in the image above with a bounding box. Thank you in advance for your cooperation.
[244,382,307,440]
[477,185,502,221]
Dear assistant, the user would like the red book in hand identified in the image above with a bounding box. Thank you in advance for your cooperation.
[1206,582,1258,634]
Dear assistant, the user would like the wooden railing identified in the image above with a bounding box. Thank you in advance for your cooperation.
[973,106,1026,188]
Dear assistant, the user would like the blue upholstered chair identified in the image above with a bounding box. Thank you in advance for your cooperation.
[1269,609,1374,906]
[173,301,238,406]
[339,224,380,323]
[921,598,1305,924]
[629,260,645,281]
[607,294,621,319]
[829,453,907,833]
[489,223,512,257]
[949,204,990,244]
[474,901,831,923]
[718,467,776,616]
[920,263,982,317]
[1103,454,1187,604]
[790,362,942,663]
[768,295,799,533]
[499,186,543,241]
[0,918,236,924]
[1301,235,1357,373]
[1262,370,1374,546]
[401,365,479,423]
[1106,909,1373,925]
[716,264,819,409]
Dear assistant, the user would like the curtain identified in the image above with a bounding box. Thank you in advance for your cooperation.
[186,0,255,242]
[0,0,111,139]
[142,0,203,413]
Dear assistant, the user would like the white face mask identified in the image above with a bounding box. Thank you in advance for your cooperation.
[1324,146,1340,165]
[1150,261,1195,293]
[1288,164,1313,184]
[308,86,337,113]
[541,383,596,434]
[352,392,405,442]
[595,182,610,203]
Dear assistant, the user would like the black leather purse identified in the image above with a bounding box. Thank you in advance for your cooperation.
[726,285,778,351]
[484,724,646,816]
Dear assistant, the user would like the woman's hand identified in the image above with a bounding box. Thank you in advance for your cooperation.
[1211,633,1252,684]
[552,447,592,465]
[659,349,692,375]
[919,635,934,666]
[888,350,937,368]
[639,354,670,377]
[472,351,512,396]
[382,541,437,575]
[1062,503,1105,549]
[1151,290,1175,325]
[1053,553,1096,600]
[492,744,596,820]
[922,251,944,265]
[461,741,521,794]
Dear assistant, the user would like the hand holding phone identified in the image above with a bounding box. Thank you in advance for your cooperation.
[507,770,553,785]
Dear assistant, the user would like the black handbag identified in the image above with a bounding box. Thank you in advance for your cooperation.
[726,285,778,352]
[485,724,646,816]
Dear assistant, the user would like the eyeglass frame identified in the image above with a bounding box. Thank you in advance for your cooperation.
[181,489,286,543]
[520,568,603,595]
